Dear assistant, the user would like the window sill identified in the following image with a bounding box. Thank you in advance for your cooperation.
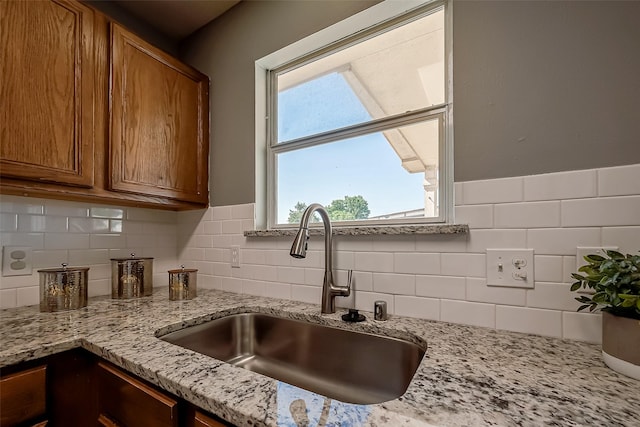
[244,224,469,237]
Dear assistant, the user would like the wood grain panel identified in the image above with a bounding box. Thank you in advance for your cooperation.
[0,365,47,426]
[0,0,94,187]
[97,362,178,427]
[110,23,209,204]
[193,410,230,427]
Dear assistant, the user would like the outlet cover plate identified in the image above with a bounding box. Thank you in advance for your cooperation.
[2,246,33,276]
[486,249,534,288]
[231,246,240,268]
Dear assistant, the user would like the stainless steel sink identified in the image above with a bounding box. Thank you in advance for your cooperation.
[158,312,426,404]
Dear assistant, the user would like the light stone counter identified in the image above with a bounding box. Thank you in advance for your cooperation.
[1,289,639,426]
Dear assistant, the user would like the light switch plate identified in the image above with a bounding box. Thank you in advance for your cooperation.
[2,246,33,276]
[486,249,534,288]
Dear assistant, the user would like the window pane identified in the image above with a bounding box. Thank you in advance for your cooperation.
[277,7,444,143]
[277,118,440,225]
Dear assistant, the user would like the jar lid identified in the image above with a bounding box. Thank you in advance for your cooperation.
[110,252,154,261]
[38,263,90,273]
[168,265,198,274]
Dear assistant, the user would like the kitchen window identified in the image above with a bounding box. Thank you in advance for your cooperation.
[261,1,452,229]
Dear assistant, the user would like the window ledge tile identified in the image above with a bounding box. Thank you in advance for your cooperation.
[244,224,469,237]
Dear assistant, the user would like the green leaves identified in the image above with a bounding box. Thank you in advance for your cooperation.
[571,250,640,320]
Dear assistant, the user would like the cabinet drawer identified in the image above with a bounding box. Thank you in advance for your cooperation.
[0,365,47,426]
[97,362,178,427]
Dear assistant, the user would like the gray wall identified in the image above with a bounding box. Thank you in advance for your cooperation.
[454,0,640,181]
[85,0,179,55]
[182,0,640,206]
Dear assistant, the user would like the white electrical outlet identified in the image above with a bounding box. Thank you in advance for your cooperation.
[231,246,240,268]
[486,249,534,288]
[576,246,619,272]
[2,246,33,276]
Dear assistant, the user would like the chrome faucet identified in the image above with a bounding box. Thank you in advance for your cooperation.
[290,203,352,314]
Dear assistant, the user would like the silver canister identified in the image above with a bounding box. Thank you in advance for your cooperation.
[168,265,197,301]
[110,253,153,299]
[38,263,89,312]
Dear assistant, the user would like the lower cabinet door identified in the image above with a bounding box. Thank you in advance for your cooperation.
[97,362,178,427]
[0,365,47,426]
[193,410,229,427]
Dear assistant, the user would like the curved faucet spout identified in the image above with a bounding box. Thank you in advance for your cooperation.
[289,203,352,313]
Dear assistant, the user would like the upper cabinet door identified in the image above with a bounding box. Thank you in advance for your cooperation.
[109,23,209,204]
[0,0,95,187]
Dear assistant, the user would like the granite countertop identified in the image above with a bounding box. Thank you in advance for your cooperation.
[1,289,639,426]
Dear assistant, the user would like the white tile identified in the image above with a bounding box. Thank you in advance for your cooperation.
[415,275,466,300]
[562,311,602,344]
[124,221,145,234]
[90,234,126,249]
[264,282,292,300]
[454,205,493,229]
[0,233,44,249]
[127,207,177,223]
[0,289,17,309]
[264,249,291,267]
[44,201,87,217]
[526,282,581,311]
[231,203,255,220]
[0,213,17,232]
[291,285,321,304]
[88,264,110,280]
[415,234,468,253]
[524,169,597,201]
[527,228,601,255]
[45,233,89,250]
[561,196,640,227]
[90,207,124,219]
[394,253,440,274]
[254,265,278,282]
[0,274,38,290]
[211,235,230,249]
[454,182,464,206]
[204,221,222,235]
[18,215,68,232]
[354,252,395,273]
[68,249,110,265]
[441,253,485,277]
[354,291,394,314]
[371,236,416,252]
[334,236,374,252]
[212,206,232,220]
[494,201,561,228]
[495,306,562,338]
[0,197,44,214]
[394,295,439,321]
[204,248,224,262]
[212,262,232,277]
[110,220,123,233]
[562,256,577,283]
[598,164,640,197]
[304,268,324,286]
[533,256,563,283]
[602,227,640,255]
[352,271,373,292]
[16,286,39,307]
[242,280,265,297]
[242,219,254,232]
[372,273,415,295]
[335,251,354,270]
[32,250,68,268]
[277,266,306,284]
[88,279,111,297]
[290,250,321,268]
[440,300,495,328]
[68,218,109,233]
[222,220,243,235]
[462,177,523,205]
[467,229,527,253]
[466,277,526,306]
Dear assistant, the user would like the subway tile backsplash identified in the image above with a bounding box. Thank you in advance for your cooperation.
[2,163,639,345]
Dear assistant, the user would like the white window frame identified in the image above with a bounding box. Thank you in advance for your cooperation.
[255,0,453,230]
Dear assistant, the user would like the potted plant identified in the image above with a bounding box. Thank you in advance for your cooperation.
[571,250,640,380]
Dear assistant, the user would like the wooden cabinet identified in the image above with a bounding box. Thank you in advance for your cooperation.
[110,23,209,205]
[0,0,95,188]
[97,362,179,427]
[192,410,229,427]
[0,0,209,210]
[0,365,47,426]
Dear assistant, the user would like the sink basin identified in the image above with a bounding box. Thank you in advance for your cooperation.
[158,312,426,404]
